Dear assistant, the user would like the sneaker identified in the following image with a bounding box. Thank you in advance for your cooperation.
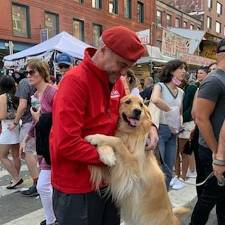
[186,170,197,178]
[40,220,46,225]
[21,185,39,197]
[169,176,178,187]
[172,178,185,190]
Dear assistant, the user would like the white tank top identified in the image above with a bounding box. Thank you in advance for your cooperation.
[157,82,184,125]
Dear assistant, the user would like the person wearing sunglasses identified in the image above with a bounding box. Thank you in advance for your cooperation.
[56,52,73,77]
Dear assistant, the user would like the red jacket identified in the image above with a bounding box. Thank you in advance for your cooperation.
[50,48,125,193]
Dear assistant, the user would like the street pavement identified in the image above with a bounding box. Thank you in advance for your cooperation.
[0,162,217,225]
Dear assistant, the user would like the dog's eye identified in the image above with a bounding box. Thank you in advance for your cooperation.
[125,99,132,104]
[140,103,143,107]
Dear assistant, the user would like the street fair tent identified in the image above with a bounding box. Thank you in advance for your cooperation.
[3,31,91,69]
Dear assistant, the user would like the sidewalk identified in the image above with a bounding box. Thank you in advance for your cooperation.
[3,178,197,225]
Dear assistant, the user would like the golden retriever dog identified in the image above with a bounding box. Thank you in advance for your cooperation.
[85,95,188,225]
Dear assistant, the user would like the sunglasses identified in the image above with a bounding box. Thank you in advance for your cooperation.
[25,70,36,76]
[58,64,70,69]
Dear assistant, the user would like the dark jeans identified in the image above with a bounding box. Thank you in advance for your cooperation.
[53,188,120,225]
[190,145,225,225]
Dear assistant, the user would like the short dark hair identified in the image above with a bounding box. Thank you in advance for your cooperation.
[0,75,16,95]
[160,59,187,83]
[197,66,208,74]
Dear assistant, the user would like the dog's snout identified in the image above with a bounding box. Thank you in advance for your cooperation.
[133,108,142,118]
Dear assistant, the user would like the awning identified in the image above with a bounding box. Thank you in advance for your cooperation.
[169,28,205,54]
[136,45,174,64]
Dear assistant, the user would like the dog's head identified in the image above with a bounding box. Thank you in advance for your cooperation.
[118,95,152,133]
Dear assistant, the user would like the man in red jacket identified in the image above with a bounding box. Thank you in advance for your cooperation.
[50,26,158,225]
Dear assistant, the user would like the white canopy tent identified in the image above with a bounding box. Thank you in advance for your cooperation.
[3,31,91,68]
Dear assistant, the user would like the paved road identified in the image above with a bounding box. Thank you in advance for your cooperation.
[0,162,217,225]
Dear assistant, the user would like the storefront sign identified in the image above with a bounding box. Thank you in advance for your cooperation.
[161,29,190,57]
[136,29,150,44]
[178,53,215,66]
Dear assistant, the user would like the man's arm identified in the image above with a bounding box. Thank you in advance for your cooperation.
[213,121,225,180]
[195,98,217,152]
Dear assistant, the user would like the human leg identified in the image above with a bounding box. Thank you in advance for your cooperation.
[11,144,21,175]
[37,170,56,225]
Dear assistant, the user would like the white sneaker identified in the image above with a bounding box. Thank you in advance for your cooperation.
[186,170,197,178]
[169,176,178,187]
[172,178,185,190]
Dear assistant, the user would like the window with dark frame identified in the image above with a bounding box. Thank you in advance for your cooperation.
[12,3,30,38]
[137,1,144,23]
[73,19,84,41]
[109,0,118,14]
[92,0,102,9]
[156,10,162,26]
[92,23,102,47]
[74,0,83,3]
[44,12,59,38]
[124,0,132,19]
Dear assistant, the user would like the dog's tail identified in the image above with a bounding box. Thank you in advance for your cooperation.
[173,207,189,220]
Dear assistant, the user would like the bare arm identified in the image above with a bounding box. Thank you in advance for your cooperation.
[151,84,171,112]
[0,94,7,120]
[14,98,27,124]
[191,91,198,121]
[195,98,217,152]
[216,121,225,159]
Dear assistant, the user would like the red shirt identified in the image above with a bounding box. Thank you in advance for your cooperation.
[50,48,125,194]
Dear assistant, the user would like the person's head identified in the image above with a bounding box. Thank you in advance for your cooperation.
[216,39,225,68]
[208,62,217,73]
[26,58,50,87]
[160,59,187,85]
[196,66,208,82]
[144,77,154,88]
[0,75,16,95]
[92,26,146,84]
[126,69,138,90]
[56,52,73,75]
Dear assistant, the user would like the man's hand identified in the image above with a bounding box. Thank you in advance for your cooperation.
[213,164,225,181]
[145,125,158,151]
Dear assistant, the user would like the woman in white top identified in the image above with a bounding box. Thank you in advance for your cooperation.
[151,59,186,189]
[0,75,22,189]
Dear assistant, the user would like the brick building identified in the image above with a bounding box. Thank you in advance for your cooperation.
[161,0,225,40]
[155,0,202,47]
[0,0,155,67]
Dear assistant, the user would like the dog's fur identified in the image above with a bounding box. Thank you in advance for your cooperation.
[86,95,188,225]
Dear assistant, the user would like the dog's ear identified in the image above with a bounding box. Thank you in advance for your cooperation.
[142,105,152,132]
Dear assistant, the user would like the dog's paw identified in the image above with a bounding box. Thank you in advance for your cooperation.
[98,146,116,167]
[85,134,101,145]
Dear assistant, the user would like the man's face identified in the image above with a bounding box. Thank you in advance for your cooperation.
[101,48,134,83]
[58,63,71,75]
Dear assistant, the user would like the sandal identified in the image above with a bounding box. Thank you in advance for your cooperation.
[7,178,23,189]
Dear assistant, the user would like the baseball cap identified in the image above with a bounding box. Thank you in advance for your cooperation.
[216,39,225,54]
[56,52,72,65]
[102,26,146,62]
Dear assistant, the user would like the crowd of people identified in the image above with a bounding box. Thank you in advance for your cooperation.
[0,26,224,225]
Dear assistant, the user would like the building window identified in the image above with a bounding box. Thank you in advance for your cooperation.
[93,24,102,47]
[190,24,194,30]
[166,14,172,27]
[109,0,118,14]
[137,1,144,23]
[73,19,84,41]
[156,10,162,26]
[45,12,59,38]
[207,16,212,29]
[208,0,212,9]
[183,21,187,28]
[124,0,132,19]
[216,21,221,33]
[175,18,180,27]
[216,2,222,15]
[74,0,83,3]
[12,3,30,38]
[92,0,102,9]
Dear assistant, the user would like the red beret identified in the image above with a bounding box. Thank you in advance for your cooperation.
[102,26,145,62]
